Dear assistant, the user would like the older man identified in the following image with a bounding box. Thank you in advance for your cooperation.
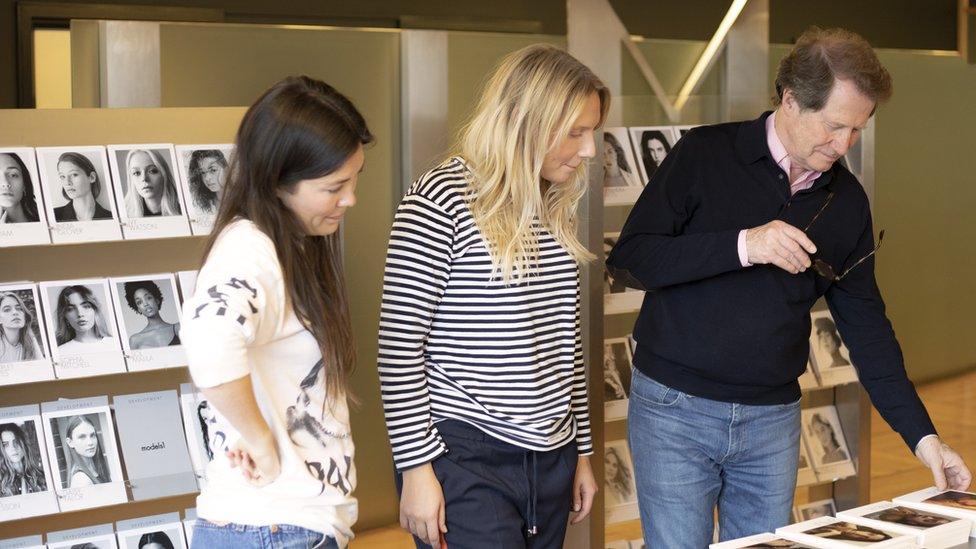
[607,27,971,547]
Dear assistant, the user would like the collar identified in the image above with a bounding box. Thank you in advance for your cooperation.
[735,110,837,192]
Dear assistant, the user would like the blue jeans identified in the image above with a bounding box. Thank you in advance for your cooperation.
[191,519,339,549]
[627,368,800,548]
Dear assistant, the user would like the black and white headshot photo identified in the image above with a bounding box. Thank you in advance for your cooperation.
[0,419,49,498]
[179,385,224,484]
[603,340,632,401]
[628,126,676,184]
[48,413,118,489]
[36,147,116,223]
[175,144,232,234]
[0,149,42,224]
[802,406,853,469]
[602,129,641,189]
[43,282,118,354]
[109,146,183,219]
[120,528,184,549]
[112,277,182,351]
[796,498,837,522]
[0,286,47,365]
[604,440,637,507]
[809,311,852,370]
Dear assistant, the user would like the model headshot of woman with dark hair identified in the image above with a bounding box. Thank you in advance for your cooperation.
[187,149,229,215]
[137,531,176,549]
[123,280,180,349]
[60,414,111,488]
[603,132,638,188]
[0,422,48,497]
[0,290,44,364]
[53,285,115,352]
[0,152,41,224]
[379,43,606,548]
[54,152,113,222]
[123,149,182,218]
[638,129,672,180]
[605,445,635,505]
[874,506,951,527]
[809,413,849,464]
[181,75,371,549]
[806,522,892,542]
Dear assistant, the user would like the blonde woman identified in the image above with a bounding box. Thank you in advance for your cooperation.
[378,44,608,548]
[123,149,182,218]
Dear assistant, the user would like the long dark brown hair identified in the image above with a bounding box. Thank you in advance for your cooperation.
[202,75,372,400]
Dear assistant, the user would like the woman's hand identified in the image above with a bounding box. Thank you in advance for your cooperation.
[399,463,447,548]
[226,431,280,487]
[570,455,598,524]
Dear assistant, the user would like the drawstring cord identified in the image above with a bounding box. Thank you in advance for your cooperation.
[523,450,539,537]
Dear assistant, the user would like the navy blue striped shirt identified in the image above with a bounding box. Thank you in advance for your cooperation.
[378,157,592,470]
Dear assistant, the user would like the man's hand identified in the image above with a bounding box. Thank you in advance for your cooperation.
[745,220,817,274]
[915,436,972,491]
[570,455,598,524]
[400,463,447,548]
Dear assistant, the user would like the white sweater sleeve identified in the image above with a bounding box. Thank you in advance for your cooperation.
[180,221,282,388]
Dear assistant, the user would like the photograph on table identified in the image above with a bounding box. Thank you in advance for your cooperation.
[837,501,971,548]
[603,337,633,421]
[38,278,125,379]
[801,405,857,480]
[627,126,677,184]
[116,512,188,549]
[776,516,915,547]
[604,233,643,314]
[794,498,837,522]
[0,283,55,386]
[604,439,638,523]
[710,532,819,548]
[35,146,121,244]
[0,404,58,521]
[41,396,127,511]
[0,148,50,246]
[602,128,643,206]
[109,274,186,371]
[174,144,233,235]
[808,310,858,386]
[893,488,976,538]
[46,523,119,549]
[106,144,190,239]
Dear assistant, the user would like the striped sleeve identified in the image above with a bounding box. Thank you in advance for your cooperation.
[571,289,593,455]
[378,191,456,471]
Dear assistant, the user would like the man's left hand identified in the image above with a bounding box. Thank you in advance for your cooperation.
[915,436,972,491]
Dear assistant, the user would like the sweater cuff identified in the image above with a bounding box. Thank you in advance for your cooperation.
[737,229,752,267]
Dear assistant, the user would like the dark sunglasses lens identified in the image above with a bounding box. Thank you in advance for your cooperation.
[813,260,835,280]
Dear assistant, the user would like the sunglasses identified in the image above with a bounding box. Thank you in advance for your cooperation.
[802,191,885,283]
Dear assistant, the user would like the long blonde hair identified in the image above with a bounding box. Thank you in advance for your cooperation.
[458,44,609,283]
[124,149,182,218]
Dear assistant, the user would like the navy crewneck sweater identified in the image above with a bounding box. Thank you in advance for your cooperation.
[607,112,935,450]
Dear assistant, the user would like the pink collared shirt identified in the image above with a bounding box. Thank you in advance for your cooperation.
[737,111,823,266]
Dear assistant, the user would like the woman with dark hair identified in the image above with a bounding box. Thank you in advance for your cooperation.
[807,522,891,542]
[123,280,180,349]
[187,149,228,215]
[181,75,371,549]
[0,291,44,363]
[605,446,634,504]
[603,132,637,188]
[54,285,115,352]
[62,414,111,487]
[639,130,672,180]
[138,531,176,549]
[123,149,182,218]
[54,152,113,222]
[809,413,848,464]
[0,422,47,496]
[0,152,41,223]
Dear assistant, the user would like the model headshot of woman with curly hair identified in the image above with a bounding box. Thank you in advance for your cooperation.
[122,280,180,350]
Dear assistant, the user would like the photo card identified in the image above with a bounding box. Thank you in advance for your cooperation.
[106,144,190,240]
[0,283,55,386]
[604,439,638,523]
[38,278,125,379]
[0,404,58,521]
[116,512,188,549]
[35,145,121,244]
[801,406,857,480]
[174,144,233,235]
[602,128,644,206]
[40,396,127,511]
[0,147,50,246]
[109,273,186,371]
[603,336,633,421]
[627,126,678,184]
